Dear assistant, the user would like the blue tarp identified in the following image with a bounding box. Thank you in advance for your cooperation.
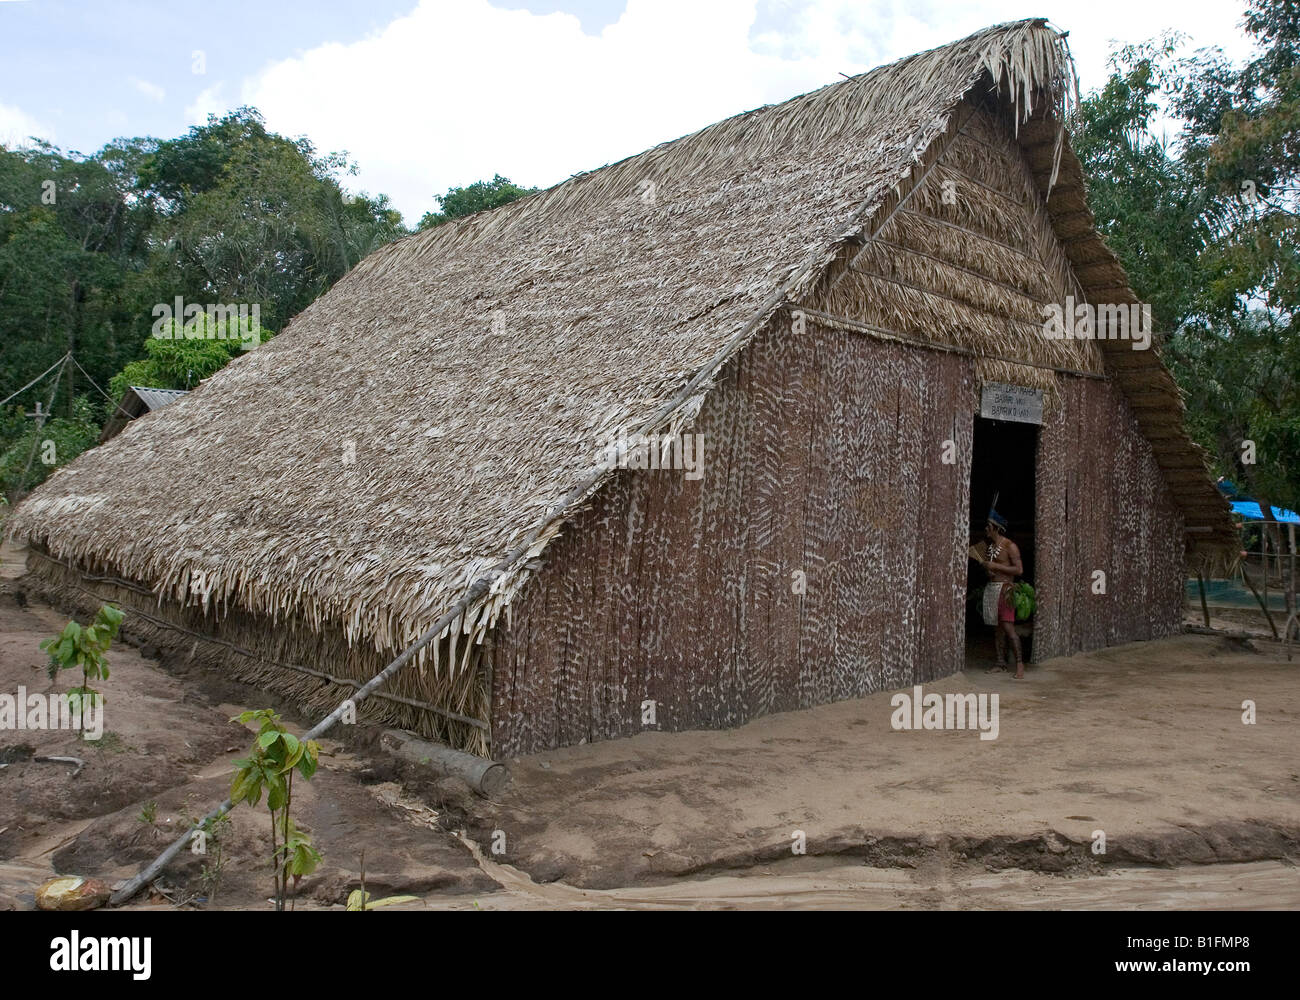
[1230,500,1300,524]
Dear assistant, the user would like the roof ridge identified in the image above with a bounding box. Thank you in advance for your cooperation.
[355,18,1065,279]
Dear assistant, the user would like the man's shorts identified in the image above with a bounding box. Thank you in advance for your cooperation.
[983,582,1015,626]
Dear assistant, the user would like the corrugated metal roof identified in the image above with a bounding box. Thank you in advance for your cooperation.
[129,386,188,412]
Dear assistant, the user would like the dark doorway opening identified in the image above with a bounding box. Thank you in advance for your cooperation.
[965,416,1038,669]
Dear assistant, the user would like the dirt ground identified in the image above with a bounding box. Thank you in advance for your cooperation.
[1,539,1297,909]
[0,544,493,910]
[456,631,1299,890]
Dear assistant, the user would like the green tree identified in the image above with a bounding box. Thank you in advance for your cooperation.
[1069,35,1214,333]
[0,139,157,421]
[418,173,537,229]
[141,108,407,333]
[1173,0,1300,506]
[0,396,101,498]
[1071,1,1300,508]
[108,313,264,398]
[229,709,321,911]
[39,604,124,727]
[0,107,407,481]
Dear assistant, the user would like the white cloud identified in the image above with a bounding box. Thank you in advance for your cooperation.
[195,0,1257,225]
[0,100,53,147]
[185,83,228,126]
[131,77,167,103]
[230,0,866,223]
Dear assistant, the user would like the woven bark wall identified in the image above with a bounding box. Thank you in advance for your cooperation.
[489,319,976,757]
[1032,377,1185,660]
[810,103,1185,663]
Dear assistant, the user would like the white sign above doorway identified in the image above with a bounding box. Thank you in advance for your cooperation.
[980,382,1043,425]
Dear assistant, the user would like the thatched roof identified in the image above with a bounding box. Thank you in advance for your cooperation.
[10,19,1234,674]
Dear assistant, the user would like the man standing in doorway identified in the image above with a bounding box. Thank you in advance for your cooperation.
[980,508,1025,679]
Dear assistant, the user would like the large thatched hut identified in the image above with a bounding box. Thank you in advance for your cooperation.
[10,20,1236,758]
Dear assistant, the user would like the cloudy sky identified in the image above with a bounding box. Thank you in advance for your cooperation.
[0,0,1258,225]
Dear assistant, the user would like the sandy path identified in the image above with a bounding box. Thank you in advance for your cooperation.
[415,854,1299,910]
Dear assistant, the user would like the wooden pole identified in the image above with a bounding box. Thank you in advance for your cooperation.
[1196,573,1211,628]
[1262,528,1270,612]
[1288,524,1297,660]
[108,563,504,906]
[1240,562,1279,639]
[380,730,509,797]
[1290,522,1296,619]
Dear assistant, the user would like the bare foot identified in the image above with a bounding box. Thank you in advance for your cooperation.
[986,666,1007,674]
[1014,664,1025,680]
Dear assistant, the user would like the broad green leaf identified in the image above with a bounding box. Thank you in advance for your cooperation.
[289,841,321,877]
[365,895,418,909]
[230,769,259,804]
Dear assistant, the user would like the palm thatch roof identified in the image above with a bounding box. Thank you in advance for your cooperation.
[10,19,1234,681]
